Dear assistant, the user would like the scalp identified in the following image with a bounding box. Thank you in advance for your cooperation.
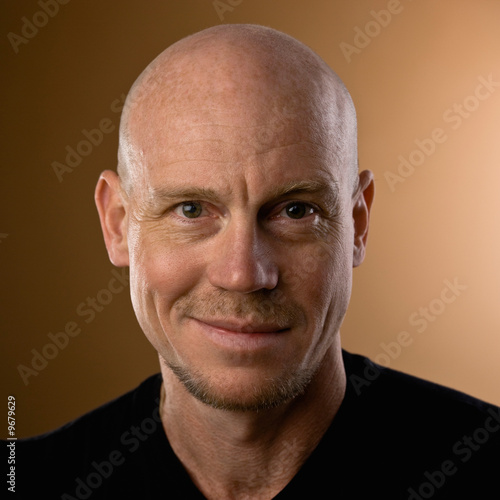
[117,24,358,194]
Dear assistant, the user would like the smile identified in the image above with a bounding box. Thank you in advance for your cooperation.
[190,317,291,351]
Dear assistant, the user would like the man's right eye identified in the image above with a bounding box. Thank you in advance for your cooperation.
[174,202,204,219]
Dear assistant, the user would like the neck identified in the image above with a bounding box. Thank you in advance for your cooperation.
[159,343,346,500]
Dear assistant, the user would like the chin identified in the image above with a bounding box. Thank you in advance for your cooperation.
[165,359,317,412]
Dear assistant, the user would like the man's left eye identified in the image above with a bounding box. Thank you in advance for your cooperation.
[280,202,314,220]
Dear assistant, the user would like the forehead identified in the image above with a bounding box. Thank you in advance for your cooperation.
[128,97,348,198]
[139,123,344,209]
[123,41,354,199]
[120,30,358,197]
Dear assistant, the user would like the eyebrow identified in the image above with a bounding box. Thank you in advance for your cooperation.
[148,186,221,203]
[268,179,339,200]
[148,179,339,205]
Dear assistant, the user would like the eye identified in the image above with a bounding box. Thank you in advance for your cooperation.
[280,202,314,220]
[175,202,203,219]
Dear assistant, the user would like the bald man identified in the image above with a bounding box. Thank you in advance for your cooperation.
[14,25,499,499]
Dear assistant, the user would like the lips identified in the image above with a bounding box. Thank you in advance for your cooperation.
[190,317,290,351]
[195,318,288,334]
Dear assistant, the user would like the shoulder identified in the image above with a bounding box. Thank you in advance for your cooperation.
[342,349,499,420]
[12,373,166,498]
[336,350,500,496]
[20,373,163,448]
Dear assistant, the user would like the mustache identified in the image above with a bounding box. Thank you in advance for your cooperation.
[175,289,305,329]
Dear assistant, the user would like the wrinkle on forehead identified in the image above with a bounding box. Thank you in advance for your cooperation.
[117,24,358,195]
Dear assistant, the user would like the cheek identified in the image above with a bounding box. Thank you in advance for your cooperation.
[127,225,204,338]
[291,229,354,337]
[292,232,352,293]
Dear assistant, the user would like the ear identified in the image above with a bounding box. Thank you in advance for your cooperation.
[95,170,130,267]
[352,170,375,268]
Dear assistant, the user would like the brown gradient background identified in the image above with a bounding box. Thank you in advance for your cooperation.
[1,0,499,438]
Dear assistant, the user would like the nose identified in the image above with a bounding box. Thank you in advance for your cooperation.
[206,219,279,294]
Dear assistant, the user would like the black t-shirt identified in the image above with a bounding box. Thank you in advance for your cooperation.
[10,350,500,498]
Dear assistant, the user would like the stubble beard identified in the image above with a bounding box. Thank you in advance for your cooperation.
[163,355,319,412]
[161,288,318,412]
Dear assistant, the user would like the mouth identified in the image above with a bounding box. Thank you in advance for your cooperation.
[196,318,289,334]
[190,317,291,351]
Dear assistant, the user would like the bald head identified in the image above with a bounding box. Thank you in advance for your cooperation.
[117,24,358,194]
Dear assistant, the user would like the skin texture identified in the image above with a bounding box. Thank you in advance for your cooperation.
[95,24,374,499]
